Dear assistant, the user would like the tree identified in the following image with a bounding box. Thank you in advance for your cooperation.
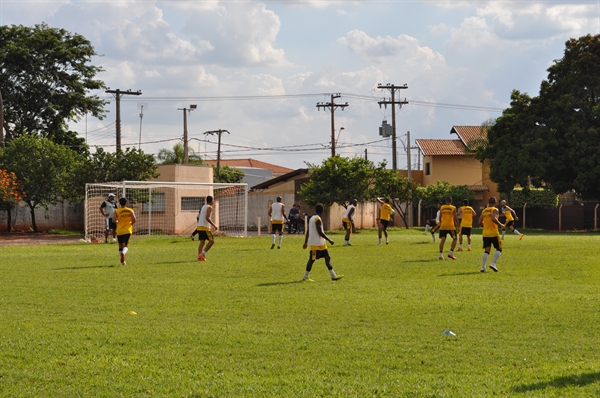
[0,24,106,149]
[476,34,600,199]
[370,166,423,228]
[0,170,22,232]
[421,181,476,209]
[214,165,244,183]
[157,142,203,165]
[299,156,378,207]
[0,135,83,232]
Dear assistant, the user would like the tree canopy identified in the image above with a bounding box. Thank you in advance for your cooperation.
[370,166,422,228]
[157,142,203,165]
[0,23,106,150]
[299,156,378,207]
[214,165,245,184]
[476,34,600,199]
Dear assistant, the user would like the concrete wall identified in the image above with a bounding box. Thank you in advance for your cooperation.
[422,155,482,187]
[0,200,84,232]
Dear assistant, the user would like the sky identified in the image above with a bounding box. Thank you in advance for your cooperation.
[2,0,599,170]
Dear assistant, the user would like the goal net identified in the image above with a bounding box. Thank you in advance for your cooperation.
[85,181,248,239]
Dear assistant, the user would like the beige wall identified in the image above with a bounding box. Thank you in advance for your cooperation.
[422,155,483,187]
[154,164,213,183]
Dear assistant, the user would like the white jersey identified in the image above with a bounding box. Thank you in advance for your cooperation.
[435,210,441,223]
[308,215,326,247]
[102,200,117,218]
[197,204,212,230]
[271,202,285,222]
[343,204,355,221]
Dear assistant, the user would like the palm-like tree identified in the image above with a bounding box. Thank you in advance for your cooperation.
[157,142,203,165]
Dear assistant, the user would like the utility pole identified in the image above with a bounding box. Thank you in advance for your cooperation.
[204,129,229,181]
[377,84,408,170]
[105,88,142,151]
[177,104,196,163]
[0,89,4,148]
[316,93,348,157]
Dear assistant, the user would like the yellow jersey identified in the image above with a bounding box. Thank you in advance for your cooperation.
[439,204,456,230]
[115,207,134,236]
[482,206,500,237]
[501,205,514,222]
[460,206,474,228]
[380,203,393,221]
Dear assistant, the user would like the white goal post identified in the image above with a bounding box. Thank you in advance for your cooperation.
[85,181,248,239]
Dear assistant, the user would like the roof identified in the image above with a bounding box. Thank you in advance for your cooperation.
[251,168,309,190]
[468,184,490,192]
[203,158,293,175]
[415,139,468,156]
[451,126,488,149]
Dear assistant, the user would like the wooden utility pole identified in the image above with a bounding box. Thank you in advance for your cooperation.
[177,105,196,164]
[105,89,142,151]
[0,89,4,148]
[204,129,229,181]
[377,84,408,170]
[316,94,348,157]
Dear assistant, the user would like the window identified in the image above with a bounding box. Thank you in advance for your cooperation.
[142,192,165,212]
[425,162,431,176]
[181,197,205,211]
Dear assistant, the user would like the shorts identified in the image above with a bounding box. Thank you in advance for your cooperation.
[460,227,472,236]
[117,234,131,245]
[342,220,352,231]
[380,219,390,229]
[272,223,284,233]
[430,223,441,233]
[439,229,457,239]
[309,248,330,261]
[196,230,214,242]
[505,220,515,229]
[483,236,502,251]
[106,218,117,231]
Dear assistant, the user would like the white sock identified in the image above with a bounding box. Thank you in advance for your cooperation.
[425,225,430,232]
[329,269,336,278]
[304,271,310,279]
[491,251,502,265]
[514,229,521,235]
[202,251,206,256]
[439,252,443,258]
[459,244,463,249]
[501,230,506,238]
[378,239,382,244]
[278,235,283,246]
[468,244,471,249]
[482,252,489,268]
[344,240,348,245]
[123,247,128,254]
[271,235,275,244]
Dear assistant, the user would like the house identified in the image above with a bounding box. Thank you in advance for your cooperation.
[203,158,294,187]
[416,126,499,210]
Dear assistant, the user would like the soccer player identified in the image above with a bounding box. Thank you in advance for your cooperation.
[438,196,459,260]
[197,195,218,261]
[100,193,117,243]
[302,203,343,281]
[287,204,300,234]
[500,200,524,240]
[342,199,358,246]
[190,209,201,241]
[376,197,393,245]
[479,196,506,272]
[457,199,477,251]
[269,196,288,249]
[112,197,136,266]
[424,202,442,242]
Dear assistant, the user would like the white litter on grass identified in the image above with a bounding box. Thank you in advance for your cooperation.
[443,330,456,336]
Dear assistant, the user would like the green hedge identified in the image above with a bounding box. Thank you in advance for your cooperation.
[504,188,558,209]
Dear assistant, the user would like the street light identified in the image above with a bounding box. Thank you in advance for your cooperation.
[335,126,345,148]
[177,104,197,164]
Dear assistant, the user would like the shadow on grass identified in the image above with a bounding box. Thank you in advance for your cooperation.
[438,271,482,277]
[54,264,117,270]
[256,280,305,287]
[512,372,600,393]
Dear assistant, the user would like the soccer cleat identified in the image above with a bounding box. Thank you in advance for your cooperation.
[346,242,352,246]
[386,241,389,245]
[501,236,504,240]
[457,247,463,251]
[490,264,498,272]
[480,268,486,273]
[377,242,382,246]
[302,278,315,282]
[120,253,125,264]
[270,244,275,250]
[112,238,117,243]
[519,234,524,240]
[277,246,281,249]
[448,254,457,260]
[122,261,126,266]
[198,254,206,262]
[331,275,344,281]
[468,247,471,251]
[438,256,444,260]
[190,235,194,241]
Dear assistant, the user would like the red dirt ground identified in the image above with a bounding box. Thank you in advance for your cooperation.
[0,232,82,246]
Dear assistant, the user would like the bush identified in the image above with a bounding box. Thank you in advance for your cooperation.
[506,188,558,208]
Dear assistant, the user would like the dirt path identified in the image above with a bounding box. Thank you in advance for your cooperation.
[0,232,82,246]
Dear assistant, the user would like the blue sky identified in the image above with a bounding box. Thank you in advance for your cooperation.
[3,0,599,169]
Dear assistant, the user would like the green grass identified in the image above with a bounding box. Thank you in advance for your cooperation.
[1,228,599,397]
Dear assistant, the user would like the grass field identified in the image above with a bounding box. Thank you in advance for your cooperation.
[1,228,599,397]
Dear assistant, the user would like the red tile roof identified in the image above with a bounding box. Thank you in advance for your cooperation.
[203,158,293,175]
[451,126,488,149]
[415,139,468,156]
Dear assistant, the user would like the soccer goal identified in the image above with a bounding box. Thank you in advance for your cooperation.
[85,181,248,239]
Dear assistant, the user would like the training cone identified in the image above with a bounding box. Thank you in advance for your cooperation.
[128,310,137,315]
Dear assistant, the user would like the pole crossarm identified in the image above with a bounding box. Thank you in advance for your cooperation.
[377,84,408,170]
[316,93,349,157]
[105,89,142,152]
[204,129,230,181]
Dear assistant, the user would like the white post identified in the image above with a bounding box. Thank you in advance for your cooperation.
[523,203,527,229]
[257,217,261,237]
[418,199,422,227]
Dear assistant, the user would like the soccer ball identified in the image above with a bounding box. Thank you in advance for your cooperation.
[390,209,395,216]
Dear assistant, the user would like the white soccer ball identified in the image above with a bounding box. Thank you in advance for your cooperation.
[390,209,395,216]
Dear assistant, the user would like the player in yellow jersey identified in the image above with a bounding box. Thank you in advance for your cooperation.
[457,199,477,251]
[438,196,459,260]
[376,197,393,245]
[302,204,343,281]
[479,196,506,272]
[500,200,524,240]
[342,199,358,246]
[112,197,136,265]
[197,195,218,261]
